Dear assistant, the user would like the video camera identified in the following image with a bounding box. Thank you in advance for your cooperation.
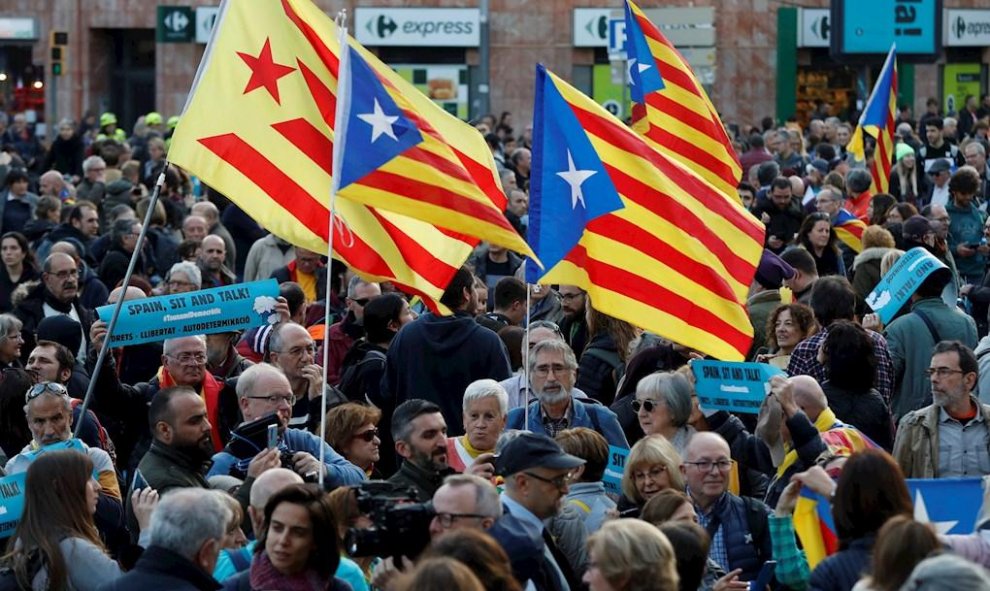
[344,481,434,561]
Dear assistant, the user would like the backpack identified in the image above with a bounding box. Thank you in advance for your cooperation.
[338,349,386,404]
[0,551,45,591]
[583,347,626,386]
[69,398,117,466]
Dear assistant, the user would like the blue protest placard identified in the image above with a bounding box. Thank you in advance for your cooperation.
[865,247,952,325]
[602,445,628,495]
[0,439,87,538]
[96,279,280,347]
[691,360,785,414]
[908,477,984,535]
[0,471,26,538]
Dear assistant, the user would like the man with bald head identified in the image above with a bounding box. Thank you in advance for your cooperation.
[182,214,208,243]
[756,374,879,507]
[681,432,772,581]
[197,234,236,288]
[191,201,236,271]
[268,322,328,430]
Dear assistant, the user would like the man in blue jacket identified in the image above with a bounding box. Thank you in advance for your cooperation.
[506,339,628,450]
[380,266,511,436]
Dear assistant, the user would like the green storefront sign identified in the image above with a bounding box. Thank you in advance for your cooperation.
[942,63,982,116]
[157,6,194,43]
[592,63,630,121]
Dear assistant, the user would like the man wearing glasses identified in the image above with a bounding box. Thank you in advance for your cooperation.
[267,322,331,431]
[428,473,501,539]
[894,340,990,478]
[89,332,238,475]
[207,363,364,489]
[13,252,93,363]
[506,339,628,449]
[682,432,772,582]
[490,432,585,591]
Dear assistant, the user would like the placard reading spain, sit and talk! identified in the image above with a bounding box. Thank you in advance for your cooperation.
[96,279,281,347]
[691,361,786,414]
[865,247,952,325]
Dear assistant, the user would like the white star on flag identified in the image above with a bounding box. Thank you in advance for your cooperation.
[914,490,958,534]
[627,58,651,86]
[357,98,399,143]
[556,150,596,210]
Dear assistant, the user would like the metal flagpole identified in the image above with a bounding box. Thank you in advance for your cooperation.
[74,165,170,437]
[317,9,349,487]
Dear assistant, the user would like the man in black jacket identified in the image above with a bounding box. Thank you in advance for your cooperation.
[752,177,805,254]
[388,399,455,502]
[100,488,227,591]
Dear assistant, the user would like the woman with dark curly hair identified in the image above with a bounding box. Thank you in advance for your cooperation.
[756,303,818,370]
[795,212,845,277]
[819,321,894,450]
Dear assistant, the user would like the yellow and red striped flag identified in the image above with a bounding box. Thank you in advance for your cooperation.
[526,65,764,361]
[848,45,898,194]
[169,0,526,307]
[624,0,742,202]
[833,209,867,253]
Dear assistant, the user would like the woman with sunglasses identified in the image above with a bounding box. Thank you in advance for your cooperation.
[632,372,695,454]
[795,212,845,277]
[0,449,156,590]
[324,402,383,478]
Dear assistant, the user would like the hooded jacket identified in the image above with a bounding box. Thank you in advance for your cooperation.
[382,311,512,435]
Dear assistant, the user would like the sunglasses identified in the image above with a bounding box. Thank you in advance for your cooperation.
[25,382,69,403]
[349,297,371,307]
[631,399,660,413]
[353,428,379,442]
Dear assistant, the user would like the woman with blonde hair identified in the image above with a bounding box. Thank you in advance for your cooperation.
[618,435,685,516]
[583,519,679,591]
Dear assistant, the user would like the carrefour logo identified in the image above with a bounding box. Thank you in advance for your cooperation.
[366,13,476,39]
[954,15,990,39]
[356,8,481,46]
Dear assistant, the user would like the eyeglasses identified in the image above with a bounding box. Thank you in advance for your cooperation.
[166,352,207,365]
[523,471,575,490]
[352,428,379,442]
[631,399,662,413]
[684,460,733,473]
[25,382,69,402]
[632,465,667,481]
[48,269,78,280]
[348,297,371,307]
[246,393,297,406]
[532,364,573,377]
[274,344,317,357]
[433,512,490,528]
[926,367,966,377]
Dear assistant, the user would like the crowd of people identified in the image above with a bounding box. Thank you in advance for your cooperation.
[0,98,990,591]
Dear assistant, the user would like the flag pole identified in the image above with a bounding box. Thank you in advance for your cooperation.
[317,10,350,487]
[74,165,170,437]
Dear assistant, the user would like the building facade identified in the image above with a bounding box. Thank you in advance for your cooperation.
[0,0,988,136]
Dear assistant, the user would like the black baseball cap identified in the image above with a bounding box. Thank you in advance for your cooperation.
[494,431,585,476]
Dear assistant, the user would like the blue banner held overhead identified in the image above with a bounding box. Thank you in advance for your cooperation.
[691,360,786,414]
[603,445,629,495]
[865,247,952,325]
[96,279,281,347]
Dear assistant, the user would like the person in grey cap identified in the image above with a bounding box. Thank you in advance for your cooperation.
[489,431,585,591]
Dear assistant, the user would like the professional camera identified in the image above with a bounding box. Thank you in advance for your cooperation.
[344,481,434,561]
[223,413,317,483]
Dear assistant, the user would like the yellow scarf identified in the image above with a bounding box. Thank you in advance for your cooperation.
[776,407,837,478]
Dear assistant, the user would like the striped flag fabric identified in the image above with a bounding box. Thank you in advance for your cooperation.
[848,45,898,194]
[623,0,742,201]
[168,0,526,307]
[525,64,764,361]
[833,209,867,253]
[793,489,839,569]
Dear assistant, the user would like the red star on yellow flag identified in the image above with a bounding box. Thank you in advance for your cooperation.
[237,38,295,104]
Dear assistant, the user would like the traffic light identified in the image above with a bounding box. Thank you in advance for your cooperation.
[50,31,67,77]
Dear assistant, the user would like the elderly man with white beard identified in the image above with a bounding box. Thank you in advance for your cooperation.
[506,339,628,449]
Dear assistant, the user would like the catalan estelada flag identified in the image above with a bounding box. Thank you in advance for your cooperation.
[848,45,898,194]
[794,489,839,569]
[833,209,867,253]
[168,0,526,307]
[525,64,764,361]
[624,0,742,202]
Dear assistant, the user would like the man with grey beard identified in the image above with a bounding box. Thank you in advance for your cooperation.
[505,339,628,449]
